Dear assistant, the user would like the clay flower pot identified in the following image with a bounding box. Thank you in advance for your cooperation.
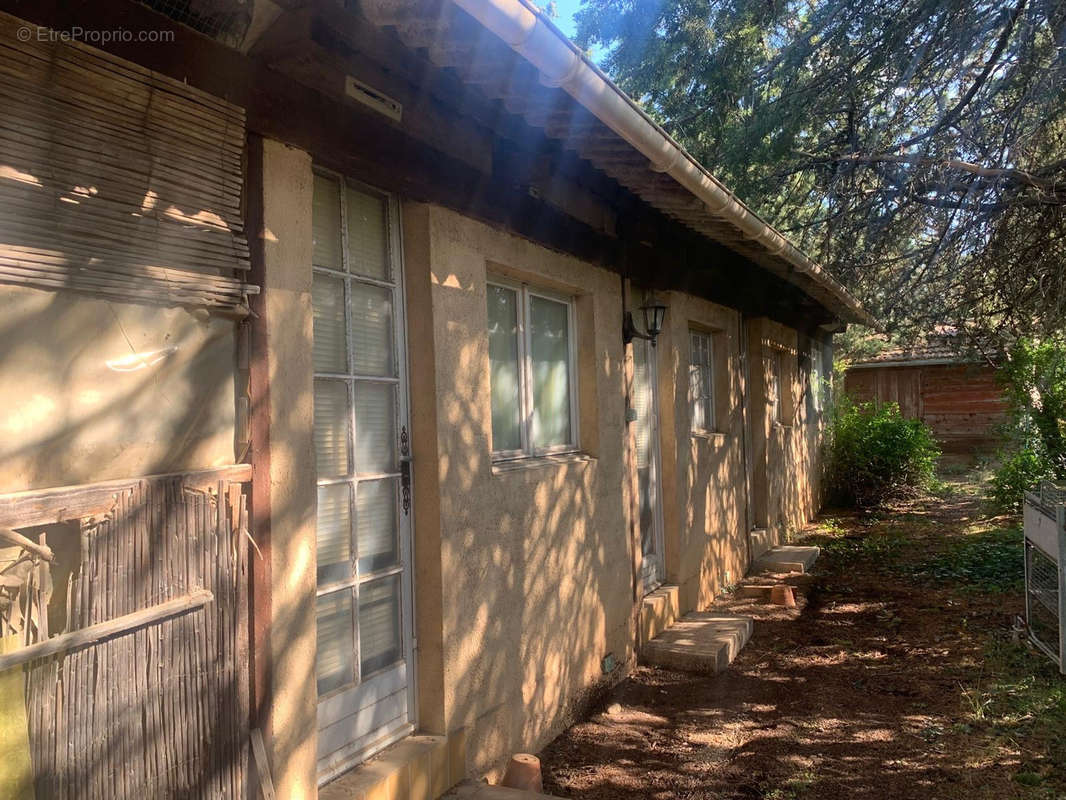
[771,584,797,608]
[501,753,543,792]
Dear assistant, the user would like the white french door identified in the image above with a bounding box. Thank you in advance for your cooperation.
[633,329,666,593]
[310,168,415,781]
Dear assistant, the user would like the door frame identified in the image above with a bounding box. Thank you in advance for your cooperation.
[635,334,667,594]
[313,170,418,784]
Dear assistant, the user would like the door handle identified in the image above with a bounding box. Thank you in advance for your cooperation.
[400,456,412,516]
[399,425,412,516]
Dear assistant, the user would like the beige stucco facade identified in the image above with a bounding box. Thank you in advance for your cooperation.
[404,203,636,777]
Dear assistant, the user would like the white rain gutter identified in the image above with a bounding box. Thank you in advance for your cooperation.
[449,0,876,326]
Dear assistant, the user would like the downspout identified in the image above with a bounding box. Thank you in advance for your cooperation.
[448,0,875,327]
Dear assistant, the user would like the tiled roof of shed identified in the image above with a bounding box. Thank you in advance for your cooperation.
[849,327,994,366]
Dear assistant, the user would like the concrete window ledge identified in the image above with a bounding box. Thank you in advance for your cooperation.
[318,732,466,800]
[491,452,595,475]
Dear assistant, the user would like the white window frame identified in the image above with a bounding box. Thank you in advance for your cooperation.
[689,328,716,434]
[311,166,413,694]
[810,345,826,413]
[487,277,580,460]
[769,349,786,425]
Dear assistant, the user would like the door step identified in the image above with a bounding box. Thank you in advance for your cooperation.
[749,545,820,575]
[447,781,564,799]
[748,527,774,560]
[640,612,753,674]
[639,585,680,646]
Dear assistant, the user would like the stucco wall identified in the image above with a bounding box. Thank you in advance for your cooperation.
[0,285,237,492]
[655,292,749,612]
[421,204,633,776]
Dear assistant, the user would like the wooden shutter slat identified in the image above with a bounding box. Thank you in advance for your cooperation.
[0,82,245,182]
[0,11,255,312]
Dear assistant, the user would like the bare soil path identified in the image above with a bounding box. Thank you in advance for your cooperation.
[539,475,1066,799]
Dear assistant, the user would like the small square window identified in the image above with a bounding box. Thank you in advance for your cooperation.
[689,329,715,433]
[487,279,578,458]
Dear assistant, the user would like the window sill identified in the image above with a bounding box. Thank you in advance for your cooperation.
[491,452,594,474]
[690,430,728,444]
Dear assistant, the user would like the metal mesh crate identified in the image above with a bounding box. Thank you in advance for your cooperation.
[1023,483,1065,673]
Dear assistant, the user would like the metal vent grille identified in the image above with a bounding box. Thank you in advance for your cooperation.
[139,0,251,47]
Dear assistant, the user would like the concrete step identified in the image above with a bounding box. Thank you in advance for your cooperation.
[639,585,679,646]
[447,781,563,799]
[748,527,774,560]
[640,612,753,674]
[749,545,820,575]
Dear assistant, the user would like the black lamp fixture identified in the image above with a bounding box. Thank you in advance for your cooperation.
[623,293,668,347]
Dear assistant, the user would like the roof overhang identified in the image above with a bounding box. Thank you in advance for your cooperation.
[360,0,875,327]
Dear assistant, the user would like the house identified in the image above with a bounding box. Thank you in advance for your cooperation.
[0,0,871,798]
[845,330,1008,458]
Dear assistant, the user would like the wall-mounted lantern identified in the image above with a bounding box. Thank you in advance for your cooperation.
[623,294,668,347]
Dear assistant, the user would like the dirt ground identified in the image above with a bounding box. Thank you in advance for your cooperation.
[539,473,1066,799]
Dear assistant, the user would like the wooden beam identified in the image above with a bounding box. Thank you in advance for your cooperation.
[0,527,54,561]
[0,464,252,529]
[0,589,213,671]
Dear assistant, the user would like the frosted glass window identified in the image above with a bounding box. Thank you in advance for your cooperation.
[529,295,571,448]
[359,576,402,676]
[312,273,347,373]
[354,382,396,475]
[317,483,353,586]
[689,330,715,432]
[350,282,394,376]
[316,591,355,694]
[313,380,350,479]
[346,185,389,280]
[312,173,342,270]
[487,280,577,457]
[356,478,398,574]
[487,285,521,452]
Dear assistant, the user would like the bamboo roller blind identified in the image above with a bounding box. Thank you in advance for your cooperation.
[0,12,257,313]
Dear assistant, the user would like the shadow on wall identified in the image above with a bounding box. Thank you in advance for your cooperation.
[0,286,238,491]
[426,222,634,778]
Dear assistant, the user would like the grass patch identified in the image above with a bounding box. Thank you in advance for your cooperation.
[916,526,1023,593]
[959,638,1066,792]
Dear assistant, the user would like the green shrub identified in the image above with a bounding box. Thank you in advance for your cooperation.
[824,397,940,508]
[988,448,1055,514]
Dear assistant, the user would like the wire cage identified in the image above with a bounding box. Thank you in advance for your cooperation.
[1023,481,1066,674]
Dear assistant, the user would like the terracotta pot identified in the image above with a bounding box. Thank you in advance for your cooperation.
[500,753,543,792]
[770,584,796,608]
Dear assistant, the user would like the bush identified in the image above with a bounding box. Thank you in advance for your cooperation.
[824,397,940,508]
[988,448,1055,514]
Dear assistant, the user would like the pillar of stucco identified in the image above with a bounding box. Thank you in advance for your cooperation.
[249,136,318,799]
[400,201,448,737]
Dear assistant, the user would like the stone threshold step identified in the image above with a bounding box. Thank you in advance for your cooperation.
[446,781,564,799]
[640,612,753,674]
[749,545,820,575]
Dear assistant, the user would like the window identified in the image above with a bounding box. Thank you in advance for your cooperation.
[810,346,825,413]
[311,169,405,695]
[487,279,578,458]
[767,349,784,426]
[769,349,786,425]
[689,329,716,433]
